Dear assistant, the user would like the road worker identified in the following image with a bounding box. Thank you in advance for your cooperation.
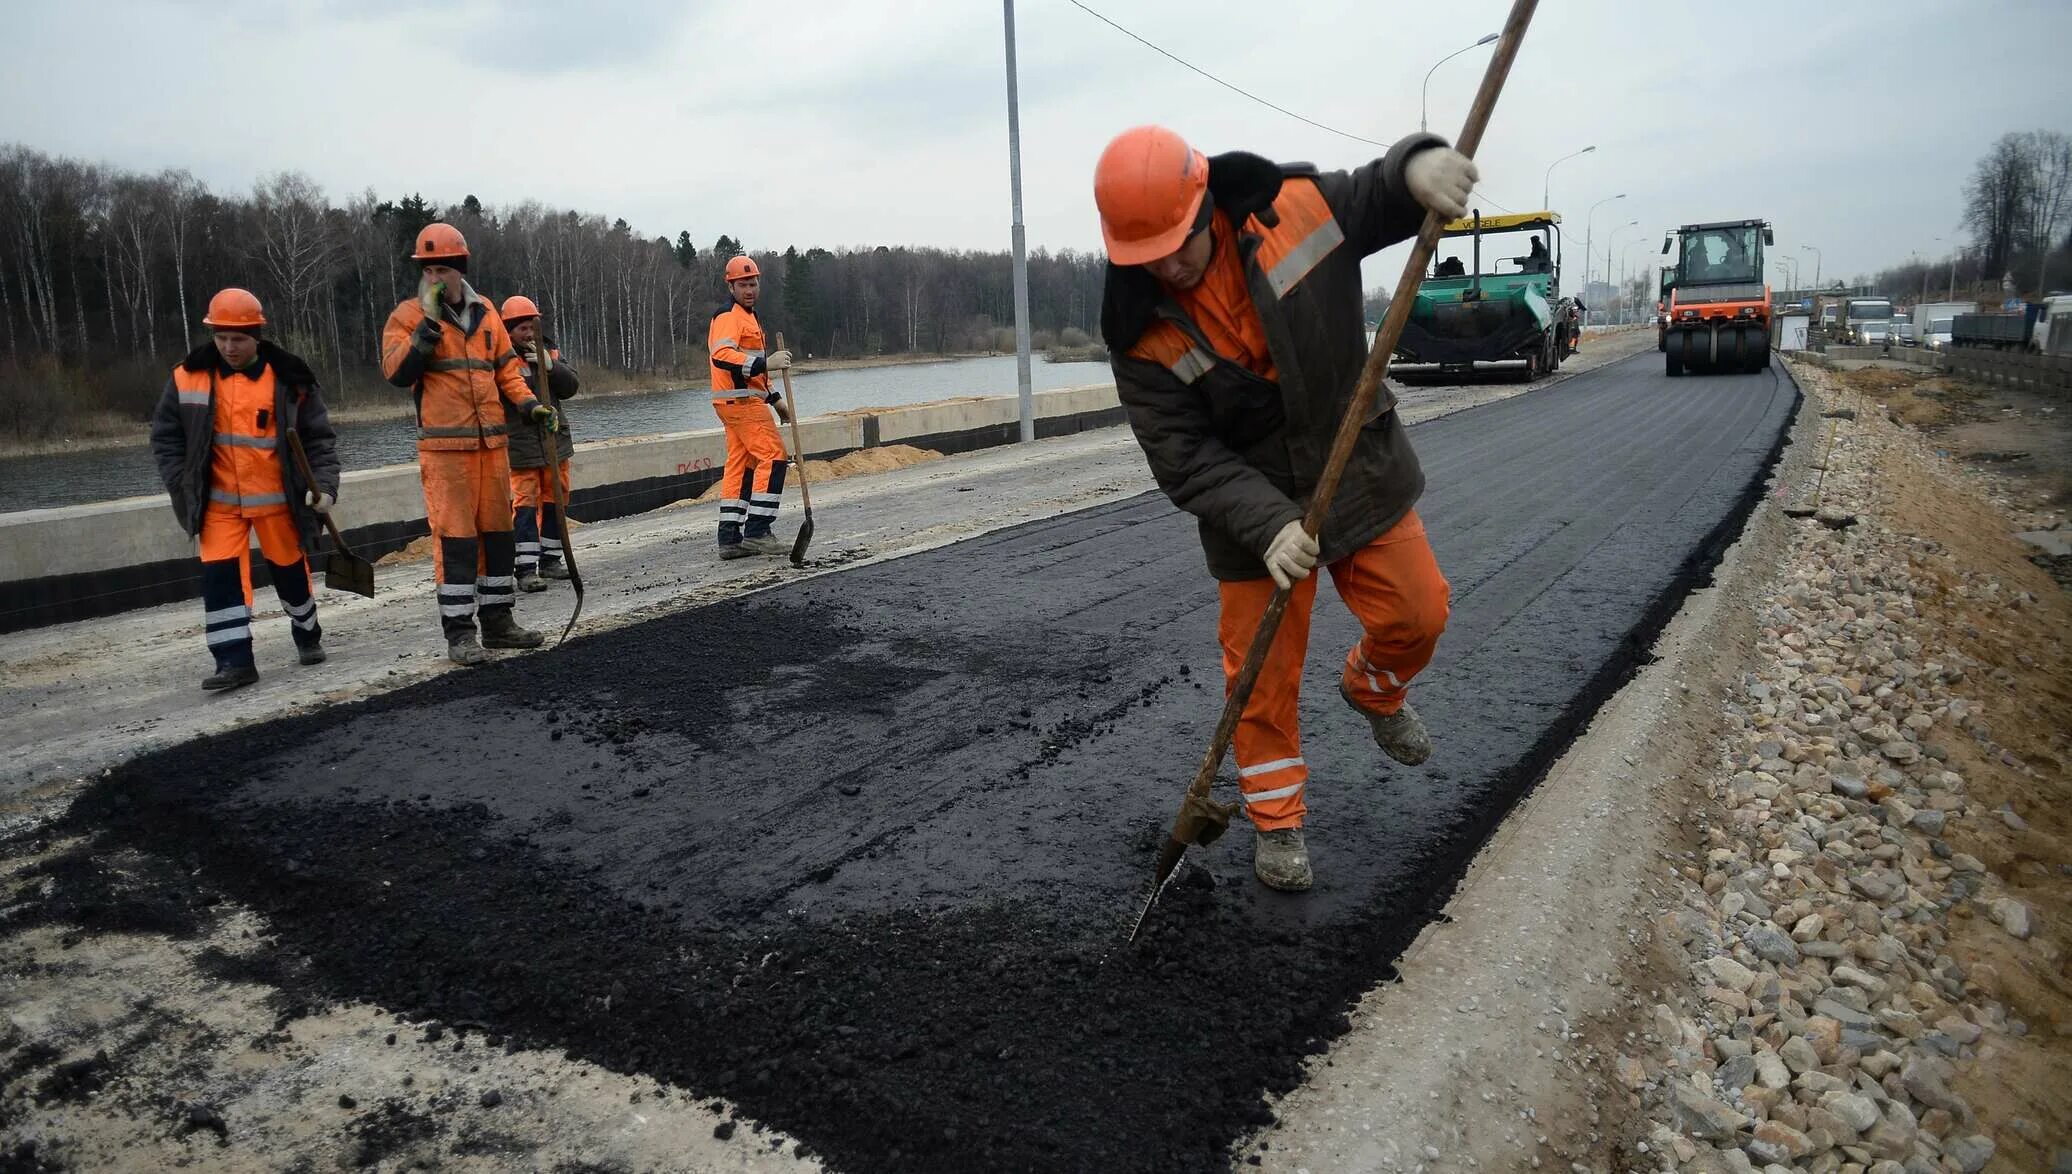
[150,288,339,691]
[497,295,580,592]
[1095,125,1477,891]
[380,223,557,664]
[708,255,793,558]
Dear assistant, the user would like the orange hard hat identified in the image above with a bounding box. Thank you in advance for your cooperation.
[724,255,760,283]
[411,222,470,262]
[202,287,266,330]
[1094,125,1209,266]
[500,295,541,323]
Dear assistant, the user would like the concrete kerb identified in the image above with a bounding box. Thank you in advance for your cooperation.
[0,384,1122,634]
[1246,361,1819,1170]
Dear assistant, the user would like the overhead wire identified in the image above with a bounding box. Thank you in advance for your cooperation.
[1065,0,1387,148]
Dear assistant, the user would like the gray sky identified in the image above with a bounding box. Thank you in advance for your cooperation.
[5,0,2069,295]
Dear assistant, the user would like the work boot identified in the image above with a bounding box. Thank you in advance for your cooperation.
[202,664,259,692]
[541,559,571,580]
[1340,681,1433,766]
[739,533,787,557]
[718,543,754,560]
[517,569,548,593]
[479,607,545,650]
[1254,827,1312,892]
[448,634,489,665]
[298,643,328,666]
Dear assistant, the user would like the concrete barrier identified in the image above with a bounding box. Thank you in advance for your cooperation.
[0,383,1123,633]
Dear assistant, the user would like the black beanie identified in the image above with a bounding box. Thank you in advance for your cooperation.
[420,255,468,275]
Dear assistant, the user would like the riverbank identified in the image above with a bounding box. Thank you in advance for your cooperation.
[0,353,998,459]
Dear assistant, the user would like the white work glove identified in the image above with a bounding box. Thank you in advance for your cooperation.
[304,490,334,513]
[1405,147,1479,220]
[1263,520,1319,590]
[764,349,793,371]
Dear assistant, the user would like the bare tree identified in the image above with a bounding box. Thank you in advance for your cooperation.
[1965,133,2032,277]
[2021,130,2072,295]
[250,171,341,351]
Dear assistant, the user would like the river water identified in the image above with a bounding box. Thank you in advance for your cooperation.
[0,355,1111,515]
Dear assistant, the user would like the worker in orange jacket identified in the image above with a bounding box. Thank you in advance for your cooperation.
[1096,125,1477,891]
[380,223,557,664]
[149,289,339,691]
[497,295,581,591]
[708,255,793,558]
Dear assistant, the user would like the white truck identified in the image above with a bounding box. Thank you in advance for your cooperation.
[1836,297,1894,344]
[1912,301,1975,351]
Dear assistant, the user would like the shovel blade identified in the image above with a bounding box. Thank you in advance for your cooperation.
[789,513,815,567]
[325,551,376,599]
[1126,835,1191,943]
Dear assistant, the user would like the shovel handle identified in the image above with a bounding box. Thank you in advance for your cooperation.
[284,428,350,549]
[775,333,813,512]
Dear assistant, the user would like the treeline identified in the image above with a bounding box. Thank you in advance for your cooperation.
[0,142,1108,443]
[1868,129,2071,303]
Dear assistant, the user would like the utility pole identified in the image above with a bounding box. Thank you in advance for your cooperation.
[1002,0,1034,443]
[1801,245,1821,293]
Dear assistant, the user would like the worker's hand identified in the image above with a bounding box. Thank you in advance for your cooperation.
[530,403,559,432]
[304,490,334,514]
[418,278,444,319]
[521,343,552,372]
[765,349,793,371]
[1263,520,1319,590]
[773,399,793,425]
[1405,147,1479,221]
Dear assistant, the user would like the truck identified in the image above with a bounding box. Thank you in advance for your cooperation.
[1393,210,1576,381]
[1952,312,2031,349]
[1911,301,1975,351]
[1834,297,1894,345]
[1661,219,1773,375]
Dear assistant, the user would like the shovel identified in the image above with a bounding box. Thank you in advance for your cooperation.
[533,347,584,646]
[1128,0,1541,943]
[773,331,816,567]
[284,428,375,599]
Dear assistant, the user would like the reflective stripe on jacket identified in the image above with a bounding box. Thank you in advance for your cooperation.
[196,362,288,513]
[381,283,541,451]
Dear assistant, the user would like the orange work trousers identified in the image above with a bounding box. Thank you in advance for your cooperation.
[1217,509,1451,831]
[713,397,788,543]
[419,448,518,634]
[200,506,304,606]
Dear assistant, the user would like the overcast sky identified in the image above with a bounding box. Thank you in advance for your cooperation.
[5,0,2069,296]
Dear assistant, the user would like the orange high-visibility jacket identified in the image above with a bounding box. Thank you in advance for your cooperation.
[382,285,540,451]
[708,302,772,399]
[185,362,289,514]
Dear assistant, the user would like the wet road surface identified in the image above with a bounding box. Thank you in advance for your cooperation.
[47,354,1796,1172]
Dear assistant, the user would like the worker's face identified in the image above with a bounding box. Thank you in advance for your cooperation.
[508,318,538,346]
[212,330,258,369]
[1144,223,1215,291]
[423,264,466,301]
[730,276,760,309]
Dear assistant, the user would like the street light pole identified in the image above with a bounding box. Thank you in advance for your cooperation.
[1542,144,1596,209]
[1001,0,1033,443]
[1800,245,1822,293]
[1583,192,1625,294]
[1421,32,1499,133]
[1603,219,1638,325]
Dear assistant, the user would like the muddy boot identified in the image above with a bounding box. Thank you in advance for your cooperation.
[1254,827,1312,892]
[517,569,548,593]
[718,543,754,560]
[448,633,489,665]
[297,642,328,666]
[480,607,544,650]
[1340,681,1432,766]
[541,559,571,580]
[739,533,787,557]
[202,664,259,692]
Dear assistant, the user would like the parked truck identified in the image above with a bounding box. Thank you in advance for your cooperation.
[1834,297,1894,345]
[1952,312,2032,350]
[1912,301,1975,351]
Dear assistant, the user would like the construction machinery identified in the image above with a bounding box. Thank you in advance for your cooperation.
[1661,220,1774,375]
[1393,210,1575,381]
[1656,267,1674,350]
